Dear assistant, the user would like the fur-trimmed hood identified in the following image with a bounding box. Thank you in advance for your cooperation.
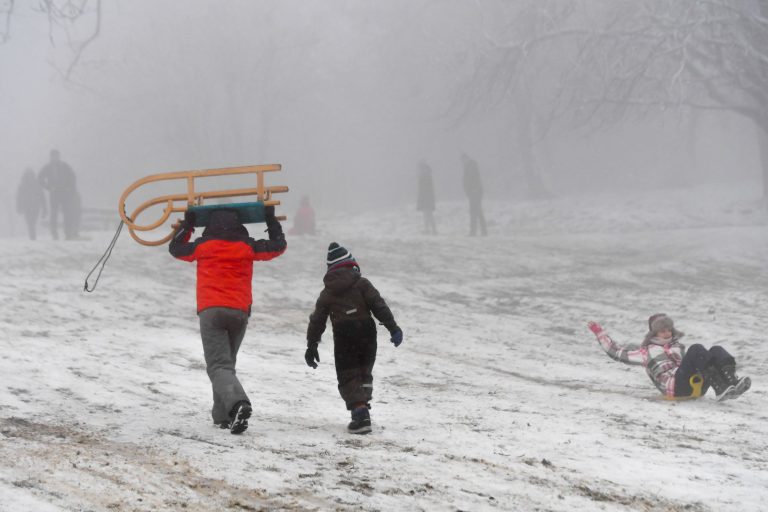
[642,313,684,346]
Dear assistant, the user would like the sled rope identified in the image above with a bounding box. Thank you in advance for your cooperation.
[83,219,125,292]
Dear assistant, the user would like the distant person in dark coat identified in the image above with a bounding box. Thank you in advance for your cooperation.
[417,161,437,235]
[38,149,80,240]
[16,168,48,240]
[461,153,487,236]
[289,195,316,236]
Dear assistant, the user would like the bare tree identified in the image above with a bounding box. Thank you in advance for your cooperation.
[549,0,768,197]
[462,0,768,198]
[2,0,102,79]
[42,0,102,79]
[456,0,578,199]
[0,0,13,43]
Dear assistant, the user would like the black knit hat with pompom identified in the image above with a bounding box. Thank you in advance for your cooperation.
[326,242,356,269]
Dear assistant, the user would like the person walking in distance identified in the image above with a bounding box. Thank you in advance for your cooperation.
[16,167,47,240]
[461,153,487,236]
[417,160,437,235]
[289,195,316,236]
[38,149,79,240]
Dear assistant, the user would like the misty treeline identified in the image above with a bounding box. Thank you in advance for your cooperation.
[460,0,768,199]
[2,0,766,225]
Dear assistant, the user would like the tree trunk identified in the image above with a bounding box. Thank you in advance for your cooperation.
[515,94,548,199]
[686,109,699,181]
[758,121,768,203]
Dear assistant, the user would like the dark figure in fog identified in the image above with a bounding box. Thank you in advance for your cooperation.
[16,168,48,240]
[461,153,487,236]
[417,161,437,235]
[38,149,80,240]
[289,195,316,236]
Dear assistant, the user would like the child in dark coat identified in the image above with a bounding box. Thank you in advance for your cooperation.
[305,242,403,434]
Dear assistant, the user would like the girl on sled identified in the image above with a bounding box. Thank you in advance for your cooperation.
[587,314,751,401]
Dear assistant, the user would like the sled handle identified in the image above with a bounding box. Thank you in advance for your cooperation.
[689,373,703,398]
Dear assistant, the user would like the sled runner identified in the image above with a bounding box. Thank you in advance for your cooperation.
[118,164,289,246]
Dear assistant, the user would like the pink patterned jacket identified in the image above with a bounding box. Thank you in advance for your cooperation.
[591,327,686,397]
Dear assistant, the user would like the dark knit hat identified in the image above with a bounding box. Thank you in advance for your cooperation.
[326,242,356,270]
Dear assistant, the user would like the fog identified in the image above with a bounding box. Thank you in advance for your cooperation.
[1,0,763,239]
[3,3,768,509]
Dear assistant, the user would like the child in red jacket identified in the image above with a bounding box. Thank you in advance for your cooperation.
[170,206,286,433]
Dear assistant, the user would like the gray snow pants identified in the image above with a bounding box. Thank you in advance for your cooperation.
[199,307,250,423]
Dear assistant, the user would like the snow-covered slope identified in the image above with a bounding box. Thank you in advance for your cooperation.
[2,186,767,511]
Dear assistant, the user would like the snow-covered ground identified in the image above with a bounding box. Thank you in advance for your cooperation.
[2,184,768,511]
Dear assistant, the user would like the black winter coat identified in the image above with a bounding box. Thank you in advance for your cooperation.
[307,267,398,345]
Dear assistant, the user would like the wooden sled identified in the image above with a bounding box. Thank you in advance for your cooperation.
[118,164,288,246]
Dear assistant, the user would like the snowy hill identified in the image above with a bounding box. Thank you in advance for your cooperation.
[2,186,768,511]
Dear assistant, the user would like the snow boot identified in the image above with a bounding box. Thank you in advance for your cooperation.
[229,402,252,434]
[719,364,751,400]
[347,406,372,435]
[705,366,735,402]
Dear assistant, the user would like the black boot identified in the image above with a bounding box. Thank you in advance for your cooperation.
[704,366,734,402]
[719,364,751,400]
[347,406,372,435]
[229,401,252,434]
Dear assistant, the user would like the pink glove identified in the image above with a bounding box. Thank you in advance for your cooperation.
[587,321,603,335]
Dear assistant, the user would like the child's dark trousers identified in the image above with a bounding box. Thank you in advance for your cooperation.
[333,318,377,410]
[674,344,735,396]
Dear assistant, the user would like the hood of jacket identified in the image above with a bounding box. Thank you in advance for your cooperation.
[202,209,249,240]
[323,266,360,293]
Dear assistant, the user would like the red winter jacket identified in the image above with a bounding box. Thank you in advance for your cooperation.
[169,209,286,313]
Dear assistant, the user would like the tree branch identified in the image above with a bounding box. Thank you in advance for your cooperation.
[63,0,100,79]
